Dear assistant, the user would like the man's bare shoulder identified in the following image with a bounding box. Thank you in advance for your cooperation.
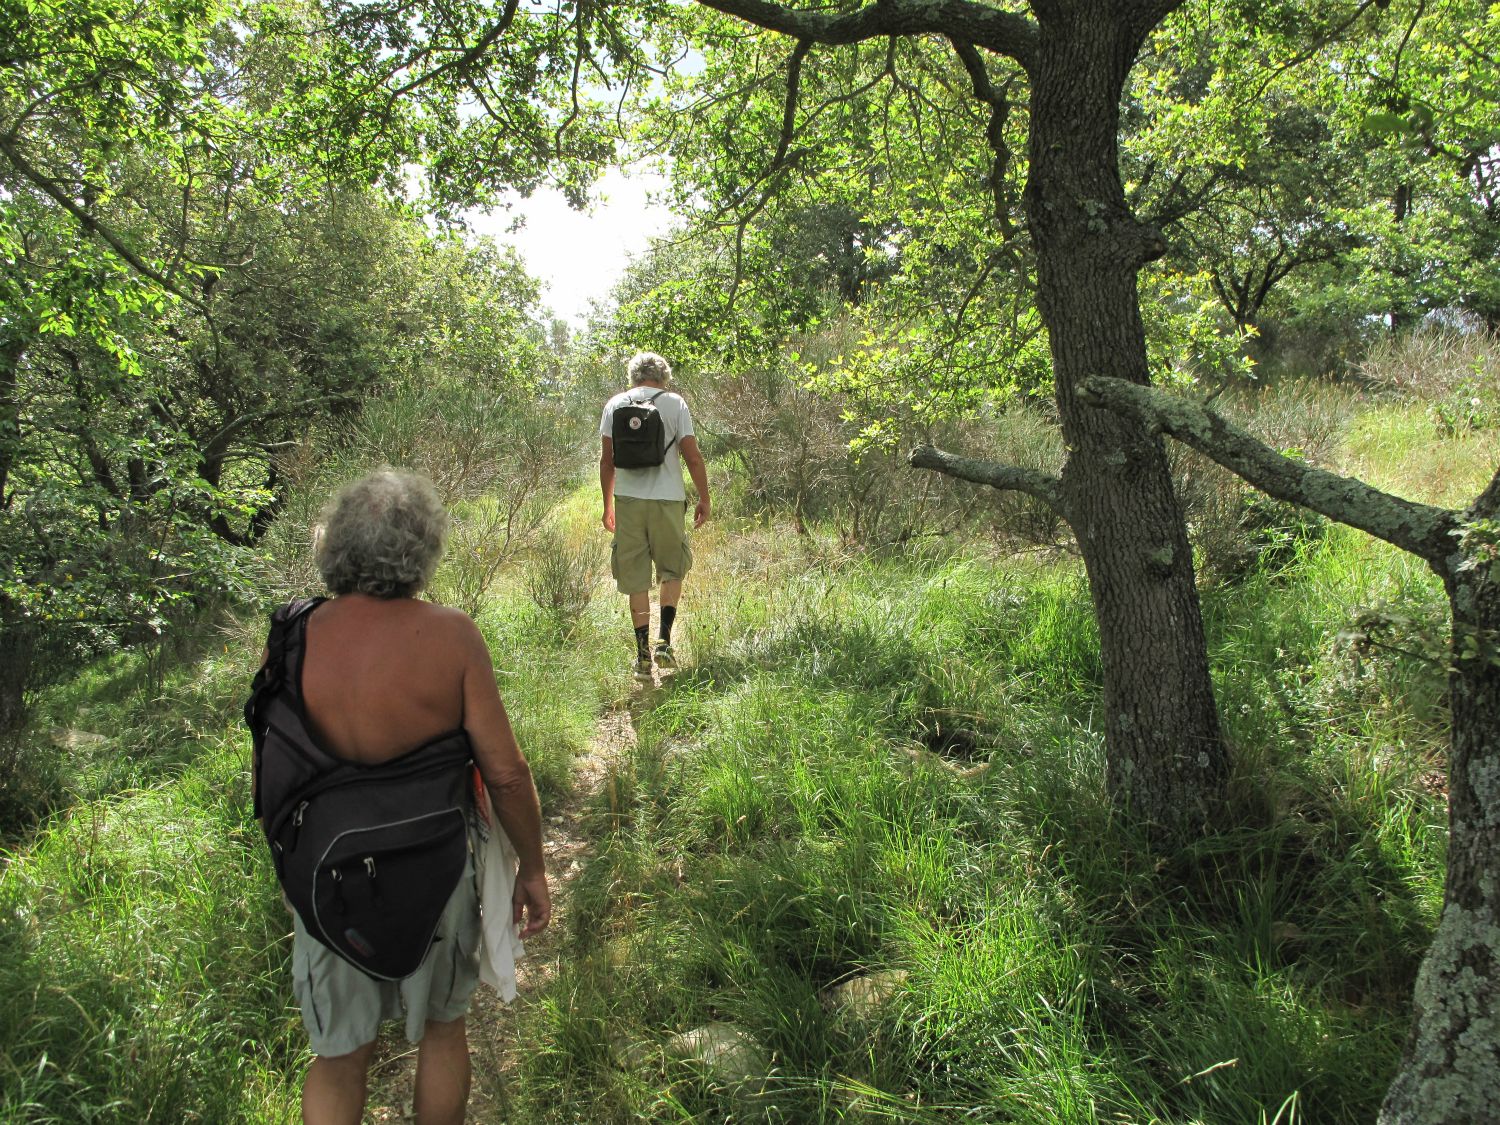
[414,600,482,635]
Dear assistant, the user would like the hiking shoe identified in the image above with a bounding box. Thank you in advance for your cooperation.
[633,655,654,679]
[654,643,677,668]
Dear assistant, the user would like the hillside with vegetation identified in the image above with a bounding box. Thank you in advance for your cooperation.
[3,0,1499,1120]
[1,342,1495,1121]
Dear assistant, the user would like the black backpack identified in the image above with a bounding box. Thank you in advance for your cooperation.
[610,388,677,469]
[244,597,474,981]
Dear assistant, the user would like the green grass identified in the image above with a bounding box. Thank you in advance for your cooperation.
[494,538,1443,1123]
[0,724,302,1122]
[0,381,1470,1122]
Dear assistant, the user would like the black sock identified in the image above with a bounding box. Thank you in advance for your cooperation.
[634,625,650,660]
[659,605,677,644]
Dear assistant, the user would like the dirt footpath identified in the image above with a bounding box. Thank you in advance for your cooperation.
[365,702,641,1122]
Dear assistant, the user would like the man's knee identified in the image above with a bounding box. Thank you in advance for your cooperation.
[423,1016,466,1044]
[317,1038,379,1070]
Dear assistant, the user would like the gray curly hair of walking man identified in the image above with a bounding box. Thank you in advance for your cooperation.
[315,469,449,599]
[627,352,672,385]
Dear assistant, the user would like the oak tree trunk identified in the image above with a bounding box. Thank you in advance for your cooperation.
[1026,8,1227,830]
[1380,559,1500,1121]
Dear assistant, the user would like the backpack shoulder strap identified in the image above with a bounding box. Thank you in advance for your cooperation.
[266,597,324,682]
[647,390,678,452]
[246,596,326,820]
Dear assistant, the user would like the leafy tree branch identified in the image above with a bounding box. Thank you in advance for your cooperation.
[0,136,203,312]
[694,0,1039,65]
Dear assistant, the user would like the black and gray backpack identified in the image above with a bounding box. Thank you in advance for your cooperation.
[244,597,474,981]
[610,388,676,469]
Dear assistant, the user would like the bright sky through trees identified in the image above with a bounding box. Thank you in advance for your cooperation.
[472,168,674,326]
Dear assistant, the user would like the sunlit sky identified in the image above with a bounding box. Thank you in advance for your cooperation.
[468,168,676,328]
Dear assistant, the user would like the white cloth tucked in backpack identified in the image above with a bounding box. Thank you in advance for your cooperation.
[470,786,526,1001]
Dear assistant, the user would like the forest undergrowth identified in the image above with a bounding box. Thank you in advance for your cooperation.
[0,372,1494,1122]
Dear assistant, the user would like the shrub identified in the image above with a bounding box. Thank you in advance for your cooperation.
[257,378,585,606]
[523,526,600,637]
[1176,379,1361,584]
[1359,327,1500,435]
[702,361,1015,549]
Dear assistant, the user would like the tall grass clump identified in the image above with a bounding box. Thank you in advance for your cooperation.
[523,524,601,639]
[1360,326,1500,436]
[0,678,301,1122]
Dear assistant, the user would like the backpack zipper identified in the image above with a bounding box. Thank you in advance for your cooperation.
[266,746,470,843]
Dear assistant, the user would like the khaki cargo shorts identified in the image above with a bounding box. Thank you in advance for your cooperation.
[290,855,480,1058]
[611,496,693,594]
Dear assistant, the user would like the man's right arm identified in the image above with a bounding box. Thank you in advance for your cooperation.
[599,437,616,531]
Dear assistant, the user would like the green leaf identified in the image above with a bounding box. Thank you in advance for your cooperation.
[1361,111,1409,136]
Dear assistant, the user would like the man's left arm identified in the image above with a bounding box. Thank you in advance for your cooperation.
[679,436,710,528]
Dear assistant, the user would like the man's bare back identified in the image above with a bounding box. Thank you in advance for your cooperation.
[301,593,471,764]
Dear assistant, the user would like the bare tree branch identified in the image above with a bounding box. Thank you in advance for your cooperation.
[694,0,1039,69]
[1077,376,1458,564]
[909,443,1065,514]
[950,38,1016,237]
[774,39,813,171]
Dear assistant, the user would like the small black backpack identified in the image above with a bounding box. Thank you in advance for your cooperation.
[611,388,677,469]
[244,598,474,981]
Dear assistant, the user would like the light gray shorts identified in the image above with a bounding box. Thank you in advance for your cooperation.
[290,856,481,1058]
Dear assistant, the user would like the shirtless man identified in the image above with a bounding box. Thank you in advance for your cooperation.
[281,470,550,1125]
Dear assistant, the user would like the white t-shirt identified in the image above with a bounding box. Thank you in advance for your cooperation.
[599,386,695,502]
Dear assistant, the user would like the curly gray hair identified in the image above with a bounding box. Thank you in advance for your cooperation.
[627,351,672,385]
[315,469,448,598]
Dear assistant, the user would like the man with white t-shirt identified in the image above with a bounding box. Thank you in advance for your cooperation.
[599,352,711,676]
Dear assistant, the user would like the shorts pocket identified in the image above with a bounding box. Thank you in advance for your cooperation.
[292,937,324,1036]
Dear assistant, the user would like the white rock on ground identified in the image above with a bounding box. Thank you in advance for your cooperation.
[820,969,910,1018]
[664,1021,770,1090]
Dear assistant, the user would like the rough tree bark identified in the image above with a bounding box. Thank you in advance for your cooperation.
[699,0,1228,834]
[1078,375,1500,1122]
[1023,7,1225,828]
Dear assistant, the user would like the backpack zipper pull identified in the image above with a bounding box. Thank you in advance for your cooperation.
[288,800,309,850]
[331,867,346,914]
[365,856,380,903]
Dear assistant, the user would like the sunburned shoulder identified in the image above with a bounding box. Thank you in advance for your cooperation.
[413,600,483,637]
